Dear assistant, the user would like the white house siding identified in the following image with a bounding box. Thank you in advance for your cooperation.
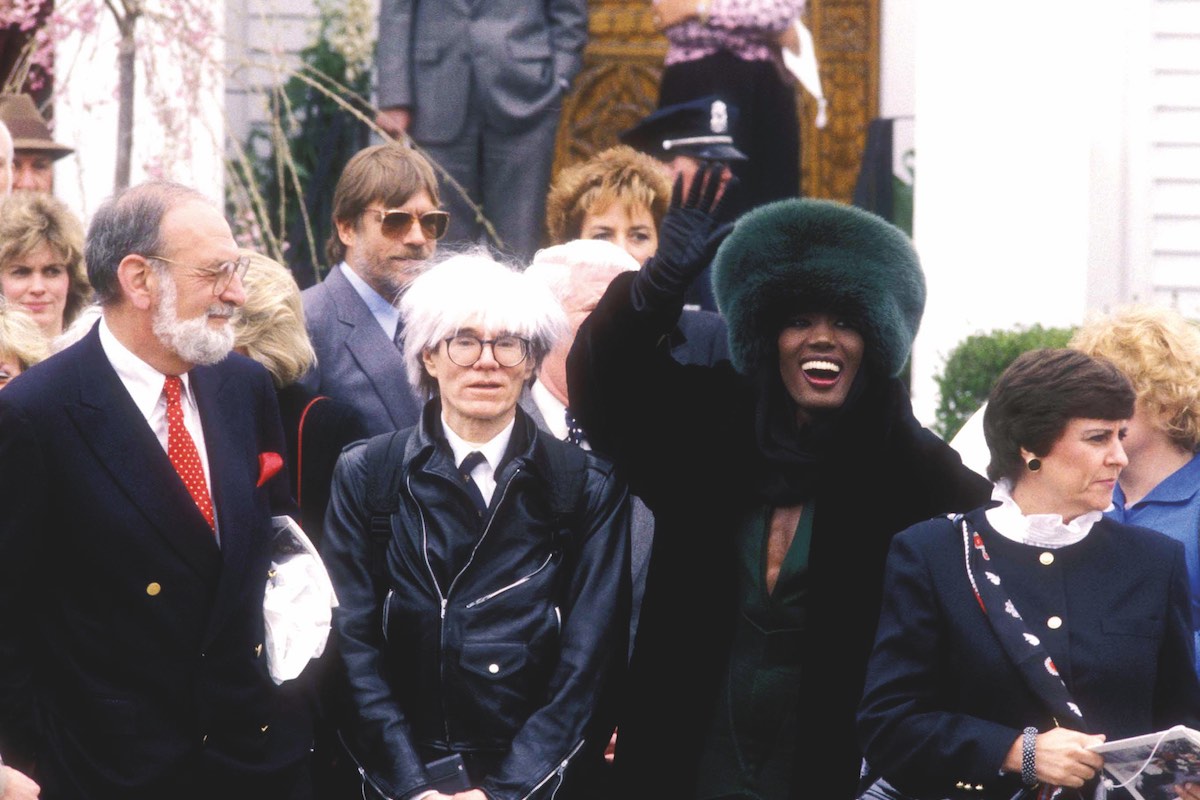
[224,0,321,150]
[909,0,1200,425]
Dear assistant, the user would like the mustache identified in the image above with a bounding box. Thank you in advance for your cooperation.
[206,303,240,320]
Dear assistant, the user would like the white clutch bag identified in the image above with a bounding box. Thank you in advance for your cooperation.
[263,516,339,684]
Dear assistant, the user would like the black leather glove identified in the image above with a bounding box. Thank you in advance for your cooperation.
[630,163,737,313]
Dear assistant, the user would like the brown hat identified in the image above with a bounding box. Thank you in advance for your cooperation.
[0,94,73,160]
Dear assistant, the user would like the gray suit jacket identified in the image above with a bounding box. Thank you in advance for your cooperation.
[299,265,422,437]
[375,0,588,143]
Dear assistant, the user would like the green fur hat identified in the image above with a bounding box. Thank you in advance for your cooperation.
[712,199,925,378]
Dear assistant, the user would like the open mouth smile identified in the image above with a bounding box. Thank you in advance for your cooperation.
[801,359,843,387]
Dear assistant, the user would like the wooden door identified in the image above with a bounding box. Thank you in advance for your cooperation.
[553,0,880,203]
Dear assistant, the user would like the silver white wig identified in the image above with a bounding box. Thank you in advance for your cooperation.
[525,238,640,304]
[399,250,568,396]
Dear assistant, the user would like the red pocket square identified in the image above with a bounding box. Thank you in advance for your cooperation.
[258,452,284,487]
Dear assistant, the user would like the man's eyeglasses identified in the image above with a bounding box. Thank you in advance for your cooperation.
[149,255,251,296]
[364,207,450,240]
[443,334,530,368]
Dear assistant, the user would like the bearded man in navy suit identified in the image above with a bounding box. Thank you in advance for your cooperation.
[0,181,313,799]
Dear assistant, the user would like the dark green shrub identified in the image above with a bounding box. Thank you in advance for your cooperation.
[934,324,1076,439]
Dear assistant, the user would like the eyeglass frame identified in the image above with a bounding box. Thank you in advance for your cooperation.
[442,334,531,368]
[147,254,251,296]
[363,207,451,241]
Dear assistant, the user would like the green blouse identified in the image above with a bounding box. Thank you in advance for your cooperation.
[695,502,814,799]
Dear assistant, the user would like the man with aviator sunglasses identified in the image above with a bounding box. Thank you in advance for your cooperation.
[301,144,447,436]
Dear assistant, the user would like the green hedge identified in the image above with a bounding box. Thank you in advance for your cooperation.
[934,324,1076,440]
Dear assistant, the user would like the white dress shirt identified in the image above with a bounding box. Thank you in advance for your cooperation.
[340,262,402,339]
[440,415,515,506]
[98,317,219,540]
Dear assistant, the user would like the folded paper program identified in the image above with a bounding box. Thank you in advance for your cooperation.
[264,516,339,684]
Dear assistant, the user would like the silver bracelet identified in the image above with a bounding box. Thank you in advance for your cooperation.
[1021,727,1039,787]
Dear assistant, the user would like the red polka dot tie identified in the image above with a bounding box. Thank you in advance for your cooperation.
[163,376,215,531]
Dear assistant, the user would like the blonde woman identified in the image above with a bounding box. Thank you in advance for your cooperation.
[0,192,89,339]
[235,251,366,545]
[0,298,50,390]
[1070,305,1200,670]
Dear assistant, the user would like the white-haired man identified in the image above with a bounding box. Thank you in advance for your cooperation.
[322,252,630,800]
[0,181,314,798]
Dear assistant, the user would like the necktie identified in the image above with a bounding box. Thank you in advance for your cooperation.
[393,318,404,351]
[565,408,586,447]
[458,451,488,517]
[163,376,215,531]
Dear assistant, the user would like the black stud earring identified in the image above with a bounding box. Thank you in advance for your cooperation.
[1026,458,1041,472]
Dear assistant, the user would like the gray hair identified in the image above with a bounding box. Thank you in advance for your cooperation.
[85,180,211,305]
[525,238,639,305]
[399,249,567,397]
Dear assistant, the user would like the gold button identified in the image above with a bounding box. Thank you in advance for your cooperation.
[146,582,161,596]
[254,643,263,657]
[260,724,269,733]
[1039,552,1054,565]
[267,569,277,579]
[955,782,965,789]
[1048,616,1063,629]
[975,785,984,791]
[202,734,208,744]
[488,663,500,674]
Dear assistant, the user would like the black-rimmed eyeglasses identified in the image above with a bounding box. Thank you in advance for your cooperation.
[443,334,530,368]
[149,254,250,296]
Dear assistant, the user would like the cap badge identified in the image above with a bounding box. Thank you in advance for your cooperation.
[710,100,728,134]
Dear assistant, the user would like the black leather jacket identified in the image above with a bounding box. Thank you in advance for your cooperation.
[323,404,630,800]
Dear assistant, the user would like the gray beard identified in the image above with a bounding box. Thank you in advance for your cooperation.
[152,271,237,366]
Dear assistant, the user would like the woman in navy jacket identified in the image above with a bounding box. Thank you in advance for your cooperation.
[858,349,1200,800]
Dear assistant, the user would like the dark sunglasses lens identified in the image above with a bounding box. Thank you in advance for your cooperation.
[420,212,450,240]
[379,211,416,237]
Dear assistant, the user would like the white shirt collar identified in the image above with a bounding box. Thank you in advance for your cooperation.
[984,478,1103,549]
[98,316,194,416]
[441,414,515,473]
[339,262,401,339]
[530,380,570,442]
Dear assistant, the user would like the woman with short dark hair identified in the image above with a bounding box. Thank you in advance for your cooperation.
[858,348,1200,800]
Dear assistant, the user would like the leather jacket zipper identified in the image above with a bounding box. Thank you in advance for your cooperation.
[382,588,394,642]
[464,550,555,609]
[406,468,520,745]
[337,729,397,800]
[520,738,585,800]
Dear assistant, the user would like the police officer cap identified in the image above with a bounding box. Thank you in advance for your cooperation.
[619,96,748,163]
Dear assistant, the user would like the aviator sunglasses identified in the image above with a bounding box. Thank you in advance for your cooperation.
[364,207,451,240]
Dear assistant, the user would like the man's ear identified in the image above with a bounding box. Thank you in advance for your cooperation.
[335,216,358,250]
[117,255,156,311]
[421,347,439,379]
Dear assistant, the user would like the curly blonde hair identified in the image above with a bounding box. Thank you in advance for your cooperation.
[234,250,316,388]
[1069,305,1200,452]
[545,145,672,245]
[0,191,90,328]
[0,296,51,371]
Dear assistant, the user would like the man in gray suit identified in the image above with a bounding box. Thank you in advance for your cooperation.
[374,0,588,262]
[300,144,445,436]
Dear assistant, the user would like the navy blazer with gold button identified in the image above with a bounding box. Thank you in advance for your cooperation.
[858,507,1200,800]
[0,325,312,798]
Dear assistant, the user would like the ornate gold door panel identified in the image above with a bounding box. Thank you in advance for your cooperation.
[553,0,880,204]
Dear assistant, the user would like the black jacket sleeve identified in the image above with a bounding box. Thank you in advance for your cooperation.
[322,442,431,800]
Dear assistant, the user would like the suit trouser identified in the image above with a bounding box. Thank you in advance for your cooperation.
[419,83,563,263]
